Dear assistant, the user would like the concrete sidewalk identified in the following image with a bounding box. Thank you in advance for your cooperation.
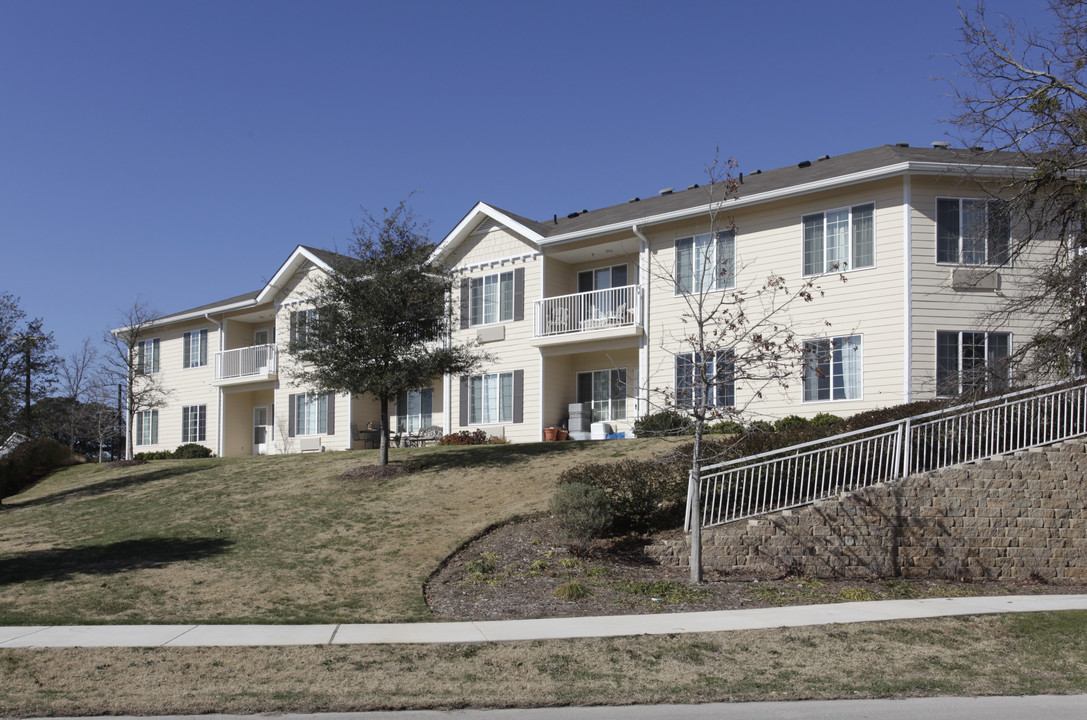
[2,594,1085,648]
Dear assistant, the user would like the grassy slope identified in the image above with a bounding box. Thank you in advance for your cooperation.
[0,439,667,625]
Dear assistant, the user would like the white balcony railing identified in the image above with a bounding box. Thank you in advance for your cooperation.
[534,285,642,338]
[214,344,277,381]
[688,378,1087,531]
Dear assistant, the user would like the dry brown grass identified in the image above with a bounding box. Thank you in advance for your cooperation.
[2,612,1086,716]
[0,438,671,625]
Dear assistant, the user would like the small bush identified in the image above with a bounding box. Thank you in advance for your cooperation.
[173,443,213,459]
[549,482,615,551]
[557,458,686,533]
[746,419,775,433]
[133,450,174,461]
[438,429,491,445]
[774,415,809,432]
[0,438,82,499]
[553,580,592,600]
[810,412,844,428]
[632,410,692,437]
[706,419,744,435]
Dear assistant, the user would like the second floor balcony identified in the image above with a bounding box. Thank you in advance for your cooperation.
[212,344,278,386]
[533,285,642,345]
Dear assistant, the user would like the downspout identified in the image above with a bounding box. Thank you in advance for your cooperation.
[902,176,913,404]
[443,286,452,436]
[205,312,224,457]
[539,256,546,439]
[632,223,650,421]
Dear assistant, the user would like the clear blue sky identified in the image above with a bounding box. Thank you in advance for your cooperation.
[0,0,1050,362]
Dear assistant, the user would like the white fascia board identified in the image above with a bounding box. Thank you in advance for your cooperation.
[254,246,335,305]
[430,202,544,265]
[538,160,1034,246]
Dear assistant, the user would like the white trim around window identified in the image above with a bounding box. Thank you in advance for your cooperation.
[181,405,207,443]
[802,334,863,402]
[802,203,875,276]
[935,330,1011,397]
[136,338,160,374]
[576,368,627,422]
[134,409,158,446]
[936,197,1011,266]
[674,231,735,294]
[182,329,209,369]
[469,372,514,424]
[469,271,515,326]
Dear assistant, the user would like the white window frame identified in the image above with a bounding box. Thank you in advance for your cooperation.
[802,203,875,276]
[399,388,434,433]
[469,271,515,327]
[182,329,208,369]
[576,368,627,422]
[935,330,1012,397]
[936,197,1011,266]
[289,308,319,351]
[181,405,207,443]
[802,335,863,403]
[675,350,735,409]
[469,372,514,424]
[674,231,735,294]
[136,338,160,374]
[134,409,158,446]
[295,392,328,436]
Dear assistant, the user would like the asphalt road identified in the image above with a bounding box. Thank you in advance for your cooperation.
[31,695,1087,720]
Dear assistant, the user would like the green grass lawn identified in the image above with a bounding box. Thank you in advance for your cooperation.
[0,439,668,625]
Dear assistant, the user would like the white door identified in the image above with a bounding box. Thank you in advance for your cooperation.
[253,406,271,455]
[253,329,271,373]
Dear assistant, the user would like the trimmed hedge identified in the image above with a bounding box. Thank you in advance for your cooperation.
[133,444,215,461]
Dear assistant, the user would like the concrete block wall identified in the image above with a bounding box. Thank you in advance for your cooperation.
[646,440,1087,581]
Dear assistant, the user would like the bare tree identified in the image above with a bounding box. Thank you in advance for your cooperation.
[105,301,168,459]
[55,337,99,451]
[0,292,57,438]
[649,152,842,583]
[950,1,1087,376]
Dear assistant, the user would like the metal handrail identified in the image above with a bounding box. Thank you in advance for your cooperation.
[213,344,278,380]
[689,377,1087,530]
[533,285,642,338]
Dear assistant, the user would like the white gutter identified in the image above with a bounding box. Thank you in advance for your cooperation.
[902,177,912,404]
[632,223,650,420]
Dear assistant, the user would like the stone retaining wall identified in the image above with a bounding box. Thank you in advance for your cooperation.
[646,440,1087,581]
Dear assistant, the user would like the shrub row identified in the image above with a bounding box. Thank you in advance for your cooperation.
[133,443,214,461]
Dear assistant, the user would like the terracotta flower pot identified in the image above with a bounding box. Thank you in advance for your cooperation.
[543,427,559,441]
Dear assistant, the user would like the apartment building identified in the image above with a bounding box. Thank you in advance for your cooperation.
[119,144,1044,454]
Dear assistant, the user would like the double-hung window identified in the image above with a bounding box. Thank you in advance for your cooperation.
[182,329,208,368]
[397,388,433,433]
[937,198,1010,265]
[576,368,627,422]
[803,335,862,402]
[294,392,329,435]
[289,308,319,351]
[134,409,158,446]
[936,331,1011,397]
[136,338,160,374]
[803,203,874,275]
[675,350,735,409]
[181,405,207,443]
[469,372,514,424]
[469,271,515,326]
[675,231,735,294]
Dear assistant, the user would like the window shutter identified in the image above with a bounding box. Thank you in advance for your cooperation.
[397,391,407,433]
[150,410,158,445]
[803,215,824,275]
[326,393,335,436]
[513,268,525,322]
[151,339,160,372]
[200,329,208,367]
[182,407,190,443]
[716,231,735,289]
[513,369,524,424]
[459,377,469,426]
[183,332,191,369]
[460,279,470,330]
[988,200,1011,265]
[198,405,207,442]
[288,393,297,437]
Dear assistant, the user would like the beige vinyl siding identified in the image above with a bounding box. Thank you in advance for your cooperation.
[451,253,541,443]
[446,223,539,269]
[134,319,220,454]
[220,388,274,457]
[908,176,1056,396]
[644,178,907,420]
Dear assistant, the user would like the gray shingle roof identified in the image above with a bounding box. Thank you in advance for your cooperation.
[517,145,1027,239]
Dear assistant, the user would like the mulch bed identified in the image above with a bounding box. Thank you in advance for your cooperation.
[425,515,1087,621]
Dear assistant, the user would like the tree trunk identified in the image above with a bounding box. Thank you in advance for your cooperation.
[689,413,704,584]
[378,393,390,466]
